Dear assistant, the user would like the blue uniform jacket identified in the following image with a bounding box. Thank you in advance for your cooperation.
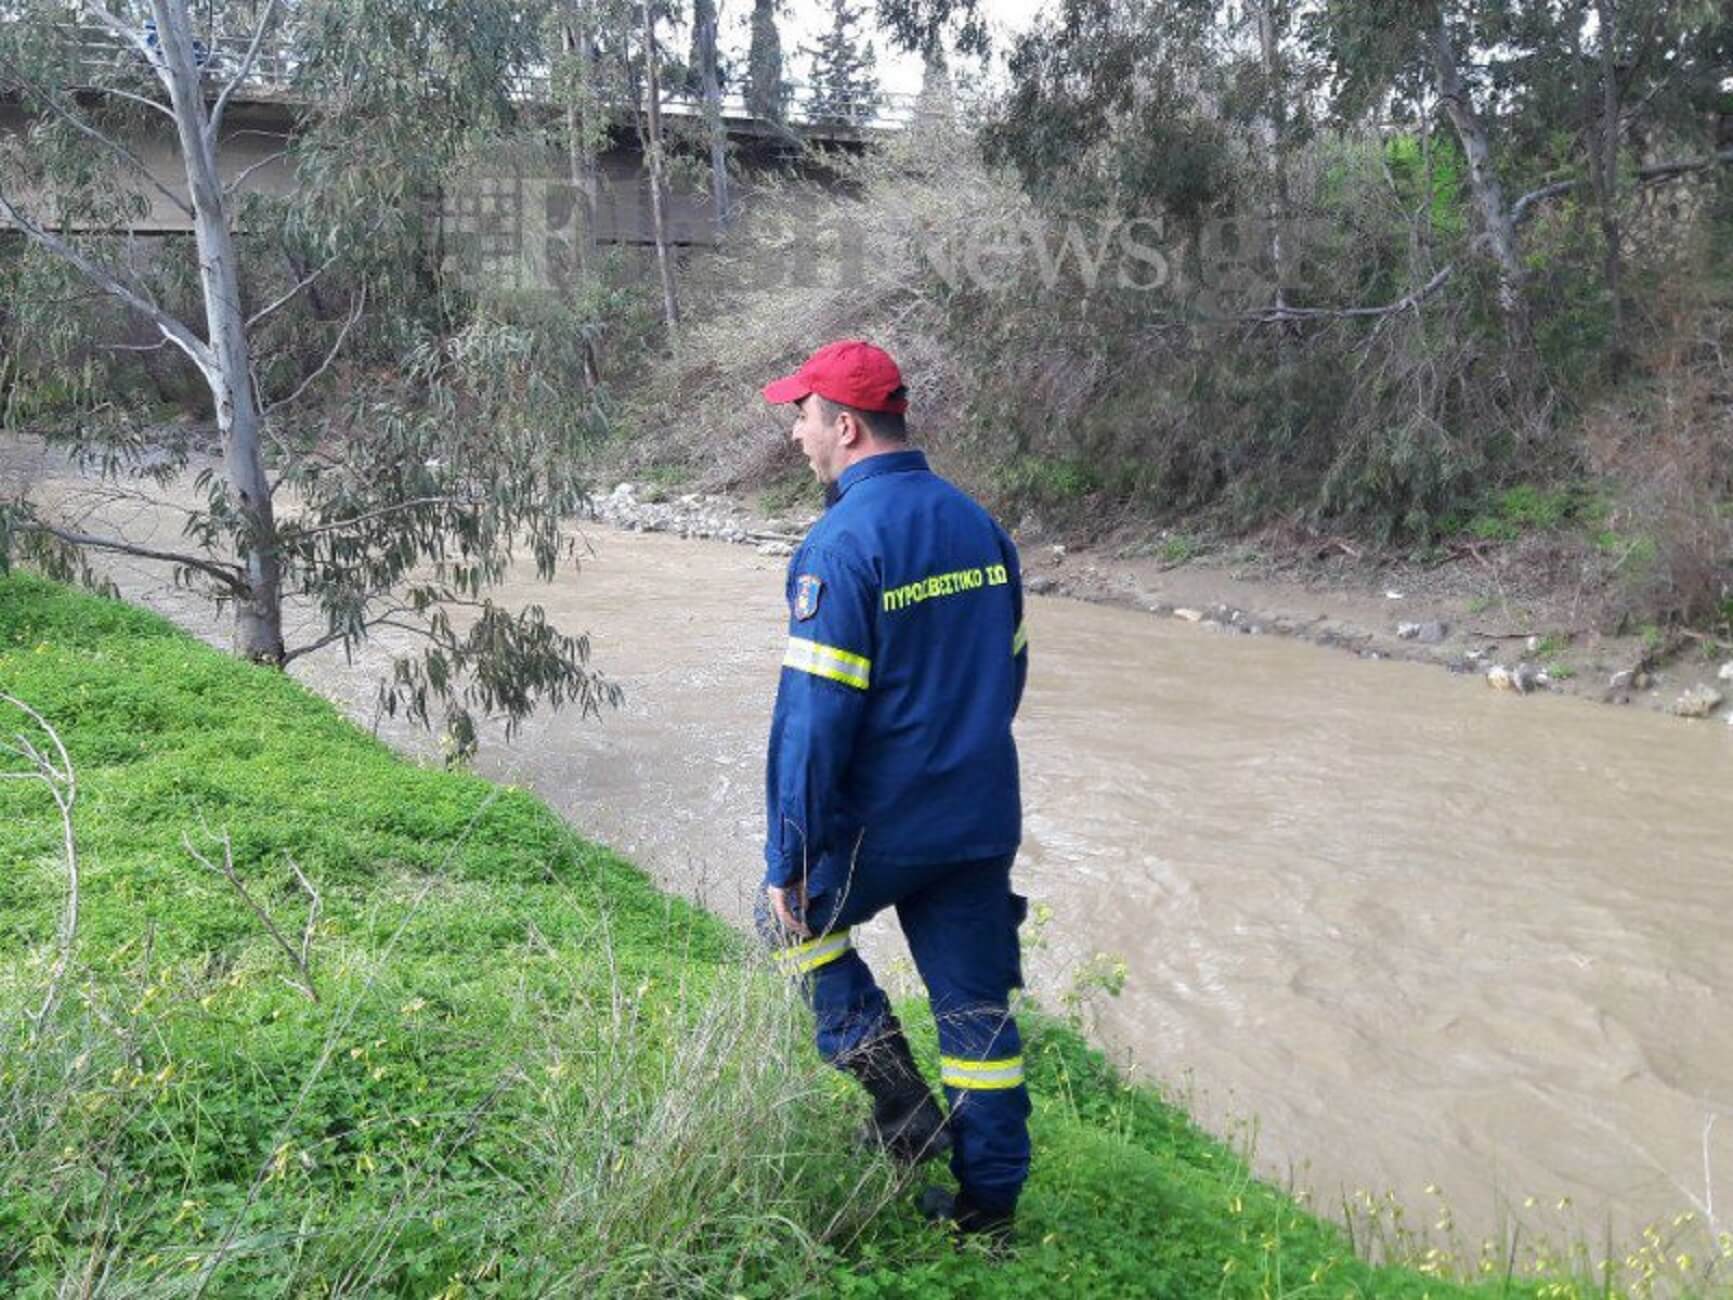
[764,449,1028,889]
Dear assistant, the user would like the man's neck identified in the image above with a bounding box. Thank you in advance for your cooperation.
[838,440,908,474]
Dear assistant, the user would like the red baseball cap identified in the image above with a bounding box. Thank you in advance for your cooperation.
[761,339,908,414]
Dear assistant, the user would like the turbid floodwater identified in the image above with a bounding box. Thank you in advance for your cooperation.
[10,444,1732,1262]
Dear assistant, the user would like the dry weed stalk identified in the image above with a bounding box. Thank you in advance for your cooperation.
[183,823,322,1003]
[1,692,79,1028]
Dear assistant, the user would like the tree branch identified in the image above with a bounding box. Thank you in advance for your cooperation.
[77,5,157,65]
[208,0,282,147]
[246,245,344,328]
[84,85,178,123]
[1634,148,1733,184]
[183,827,319,1003]
[280,492,477,545]
[1245,263,1457,324]
[1510,151,1733,226]
[20,519,246,593]
[263,285,366,412]
[1510,180,1578,227]
[0,192,216,377]
[0,55,194,218]
[224,148,290,200]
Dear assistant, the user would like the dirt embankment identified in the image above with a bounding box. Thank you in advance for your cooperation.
[593,479,1733,727]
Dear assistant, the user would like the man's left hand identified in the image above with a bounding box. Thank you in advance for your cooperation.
[767,881,811,938]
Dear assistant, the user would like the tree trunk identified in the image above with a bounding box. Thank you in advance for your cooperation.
[562,12,594,278]
[639,0,681,343]
[1592,0,1626,363]
[155,0,284,661]
[562,10,602,389]
[1254,0,1290,314]
[1431,6,1526,333]
[696,2,731,235]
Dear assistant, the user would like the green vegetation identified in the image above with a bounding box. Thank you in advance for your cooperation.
[1450,486,1604,543]
[758,469,825,519]
[0,575,1682,1297]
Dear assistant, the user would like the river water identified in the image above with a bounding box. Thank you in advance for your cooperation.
[10,458,1733,1259]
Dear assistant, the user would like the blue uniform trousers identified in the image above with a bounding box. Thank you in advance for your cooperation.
[760,854,1032,1215]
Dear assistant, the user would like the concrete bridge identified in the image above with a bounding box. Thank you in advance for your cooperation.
[2,24,957,248]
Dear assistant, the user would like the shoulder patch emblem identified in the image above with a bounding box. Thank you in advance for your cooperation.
[793,574,823,621]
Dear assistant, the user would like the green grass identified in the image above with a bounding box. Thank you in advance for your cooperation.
[1456,485,1604,544]
[0,575,1664,1297]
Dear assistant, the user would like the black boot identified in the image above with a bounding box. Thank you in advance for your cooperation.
[917,1186,1015,1251]
[838,1021,952,1166]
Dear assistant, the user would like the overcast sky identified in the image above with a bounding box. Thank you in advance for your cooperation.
[715,0,1053,98]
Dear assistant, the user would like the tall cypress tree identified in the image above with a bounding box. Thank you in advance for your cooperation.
[746,0,787,120]
[802,0,880,126]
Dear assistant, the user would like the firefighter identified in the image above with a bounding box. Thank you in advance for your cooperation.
[757,339,1031,1242]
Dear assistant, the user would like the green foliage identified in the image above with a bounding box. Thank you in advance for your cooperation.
[1382,133,1466,239]
[758,469,823,517]
[801,0,882,125]
[0,576,1598,1297]
[1159,534,1198,564]
[746,0,789,120]
[996,455,1103,507]
[1456,485,1601,542]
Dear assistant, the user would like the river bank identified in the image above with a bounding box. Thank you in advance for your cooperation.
[3,572,1591,1298]
[8,431,1733,1284]
[589,477,1733,727]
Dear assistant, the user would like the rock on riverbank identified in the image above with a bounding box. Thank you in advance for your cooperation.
[592,479,1733,728]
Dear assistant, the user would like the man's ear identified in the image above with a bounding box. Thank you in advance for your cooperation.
[837,410,861,447]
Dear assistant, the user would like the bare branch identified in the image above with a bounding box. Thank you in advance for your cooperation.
[77,4,157,64]
[183,828,319,1002]
[285,855,322,979]
[281,493,479,545]
[1510,180,1578,227]
[223,148,290,200]
[1635,148,1733,184]
[20,518,247,593]
[264,285,367,411]
[208,0,283,147]
[97,338,172,353]
[246,246,344,328]
[1510,151,1732,226]
[0,55,194,218]
[0,694,79,1029]
[0,193,216,376]
[84,85,178,123]
[1246,264,1457,325]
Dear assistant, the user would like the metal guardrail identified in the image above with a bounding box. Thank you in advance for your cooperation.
[58,24,943,132]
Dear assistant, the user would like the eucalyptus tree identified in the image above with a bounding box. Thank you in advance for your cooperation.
[1304,0,1732,344]
[0,0,620,756]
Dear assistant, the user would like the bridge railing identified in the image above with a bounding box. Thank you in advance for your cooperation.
[56,24,956,133]
[62,22,302,93]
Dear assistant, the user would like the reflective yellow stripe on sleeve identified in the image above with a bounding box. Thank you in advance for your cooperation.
[773,929,854,975]
[1012,621,1028,656]
[784,636,871,690]
[940,1055,1026,1091]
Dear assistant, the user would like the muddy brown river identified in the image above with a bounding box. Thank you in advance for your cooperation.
[10,452,1733,1261]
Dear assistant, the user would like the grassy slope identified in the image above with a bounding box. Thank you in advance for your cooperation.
[0,574,1566,1298]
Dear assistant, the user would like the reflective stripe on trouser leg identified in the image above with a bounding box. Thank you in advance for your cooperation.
[772,929,855,976]
[771,929,899,1063]
[941,1054,1025,1090]
[936,1010,1030,1214]
[753,885,897,1071]
[894,857,1031,1216]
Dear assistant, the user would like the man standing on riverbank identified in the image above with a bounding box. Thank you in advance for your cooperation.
[758,339,1031,1243]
